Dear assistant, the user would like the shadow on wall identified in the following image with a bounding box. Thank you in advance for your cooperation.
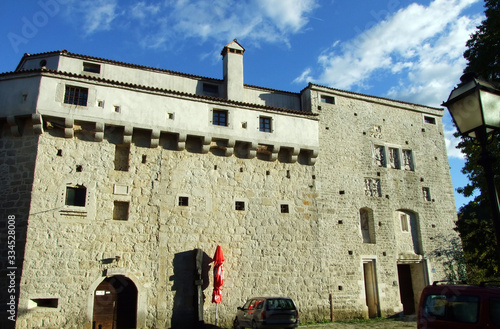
[0,126,39,329]
[170,249,212,329]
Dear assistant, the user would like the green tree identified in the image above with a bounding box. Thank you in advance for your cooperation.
[455,0,500,281]
[463,0,500,81]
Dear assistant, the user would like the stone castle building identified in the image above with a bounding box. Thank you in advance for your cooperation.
[0,40,458,328]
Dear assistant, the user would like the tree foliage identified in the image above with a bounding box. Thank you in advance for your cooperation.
[455,0,500,281]
[463,0,500,81]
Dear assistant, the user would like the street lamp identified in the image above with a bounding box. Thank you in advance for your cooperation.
[442,72,500,260]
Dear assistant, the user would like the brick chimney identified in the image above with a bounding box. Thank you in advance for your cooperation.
[221,39,245,102]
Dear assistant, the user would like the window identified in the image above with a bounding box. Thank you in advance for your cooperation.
[113,201,129,220]
[388,147,400,169]
[259,116,272,132]
[203,83,219,95]
[403,149,414,171]
[213,110,228,126]
[83,62,101,73]
[424,116,436,124]
[360,208,375,243]
[400,213,409,232]
[490,298,500,327]
[280,204,289,213]
[320,95,335,104]
[179,196,189,206]
[423,294,479,324]
[64,85,88,106]
[28,298,58,309]
[114,145,130,171]
[235,201,245,211]
[374,145,386,167]
[65,186,86,207]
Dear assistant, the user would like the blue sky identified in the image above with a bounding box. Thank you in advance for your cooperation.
[1,0,487,210]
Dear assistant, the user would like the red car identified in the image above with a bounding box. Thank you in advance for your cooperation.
[417,281,500,329]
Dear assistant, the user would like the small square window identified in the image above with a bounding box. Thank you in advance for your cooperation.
[113,201,129,220]
[179,196,189,206]
[213,110,228,126]
[97,100,104,108]
[65,186,86,207]
[64,85,88,106]
[259,116,272,132]
[114,106,121,113]
[235,201,245,211]
[280,204,289,213]
[320,95,335,104]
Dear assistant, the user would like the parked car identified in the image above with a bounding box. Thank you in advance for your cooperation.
[233,297,299,329]
[417,281,500,329]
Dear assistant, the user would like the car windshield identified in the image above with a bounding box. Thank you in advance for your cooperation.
[266,298,295,311]
[423,294,479,324]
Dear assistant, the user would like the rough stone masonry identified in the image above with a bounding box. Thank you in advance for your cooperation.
[0,42,457,328]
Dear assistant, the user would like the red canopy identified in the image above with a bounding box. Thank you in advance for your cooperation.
[211,245,224,304]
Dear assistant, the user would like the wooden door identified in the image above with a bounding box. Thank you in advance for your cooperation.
[93,280,117,329]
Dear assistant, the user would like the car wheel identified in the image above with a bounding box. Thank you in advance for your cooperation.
[233,318,242,329]
[251,320,258,329]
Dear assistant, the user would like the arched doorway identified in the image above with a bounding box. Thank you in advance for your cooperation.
[93,275,137,329]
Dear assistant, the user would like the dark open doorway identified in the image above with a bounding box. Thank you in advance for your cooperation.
[397,264,416,315]
[93,276,137,329]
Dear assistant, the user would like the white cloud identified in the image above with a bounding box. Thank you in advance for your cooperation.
[257,0,318,33]
[295,0,483,108]
[70,0,120,35]
[69,0,317,50]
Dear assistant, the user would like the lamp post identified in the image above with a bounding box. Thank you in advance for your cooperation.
[442,72,500,260]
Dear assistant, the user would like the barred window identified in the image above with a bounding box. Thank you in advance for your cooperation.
[64,85,88,106]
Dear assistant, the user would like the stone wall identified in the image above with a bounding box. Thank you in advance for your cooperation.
[13,124,324,328]
[2,90,459,329]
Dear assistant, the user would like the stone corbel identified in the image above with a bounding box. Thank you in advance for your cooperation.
[201,136,211,154]
[123,126,133,145]
[150,129,160,148]
[64,118,74,138]
[225,139,235,157]
[32,113,44,135]
[178,133,186,151]
[309,148,319,165]
[270,145,280,161]
[290,147,300,163]
[94,122,104,142]
[7,116,22,137]
[248,142,257,159]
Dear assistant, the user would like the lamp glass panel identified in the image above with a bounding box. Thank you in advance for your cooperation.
[448,91,483,134]
[479,90,500,129]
